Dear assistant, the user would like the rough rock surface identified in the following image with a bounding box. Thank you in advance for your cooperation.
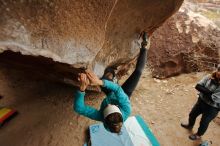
[148,2,220,78]
[0,0,183,83]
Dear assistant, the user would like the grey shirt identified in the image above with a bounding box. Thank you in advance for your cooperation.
[198,75,220,109]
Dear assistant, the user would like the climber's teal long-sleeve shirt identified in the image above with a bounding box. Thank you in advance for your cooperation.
[74,79,131,122]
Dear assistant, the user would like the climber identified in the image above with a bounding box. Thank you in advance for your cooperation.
[181,64,220,140]
[74,31,149,133]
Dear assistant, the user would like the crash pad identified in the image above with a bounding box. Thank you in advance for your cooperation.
[85,115,160,146]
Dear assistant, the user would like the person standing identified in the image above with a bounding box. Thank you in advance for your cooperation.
[181,65,220,140]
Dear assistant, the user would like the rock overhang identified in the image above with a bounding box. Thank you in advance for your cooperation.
[0,0,184,84]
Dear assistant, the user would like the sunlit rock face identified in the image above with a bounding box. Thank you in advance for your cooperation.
[0,0,183,84]
[0,0,117,66]
[148,2,220,78]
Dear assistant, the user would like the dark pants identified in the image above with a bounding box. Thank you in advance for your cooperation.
[188,98,219,136]
[122,47,147,98]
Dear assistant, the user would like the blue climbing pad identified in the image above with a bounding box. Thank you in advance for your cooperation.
[85,115,160,146]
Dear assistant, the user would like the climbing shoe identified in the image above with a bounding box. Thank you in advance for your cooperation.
[101,67,118,83]
[140,31,148,48]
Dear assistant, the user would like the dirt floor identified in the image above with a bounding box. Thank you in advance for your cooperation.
[0,63,220,146]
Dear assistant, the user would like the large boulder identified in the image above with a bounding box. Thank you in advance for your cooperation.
[148,2,220,78]
[0,0,183,84]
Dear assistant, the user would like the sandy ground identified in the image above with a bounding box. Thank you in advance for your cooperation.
[0,63,220,146]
